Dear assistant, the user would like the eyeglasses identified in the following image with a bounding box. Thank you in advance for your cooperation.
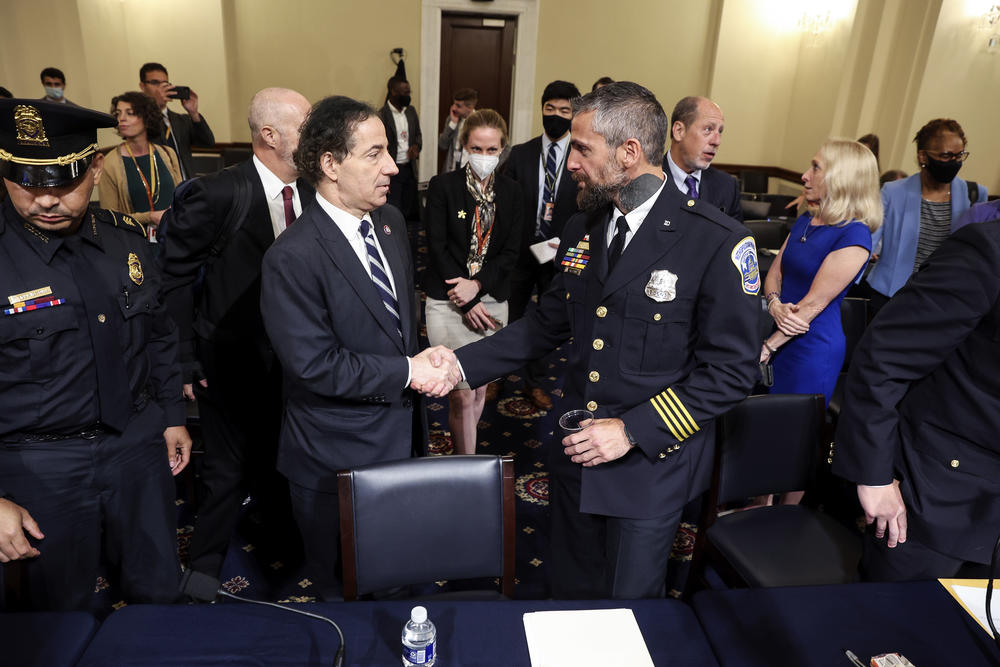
[924,150,970,163]
[142,79,169,87]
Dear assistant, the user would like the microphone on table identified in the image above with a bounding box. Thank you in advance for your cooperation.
[180,569,345,667]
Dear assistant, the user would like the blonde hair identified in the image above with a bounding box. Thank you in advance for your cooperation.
[459,109,508,149]
[814,139,882,232]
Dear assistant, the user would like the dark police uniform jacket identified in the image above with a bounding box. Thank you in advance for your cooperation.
[834,221,1000,564]
[0,202,184,484]
[260,200,426,493]
[457,181,761,519]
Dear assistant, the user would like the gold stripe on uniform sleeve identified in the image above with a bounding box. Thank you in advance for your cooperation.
[665,388,700,433]
[654,394,691,439]
[650,396,685,442]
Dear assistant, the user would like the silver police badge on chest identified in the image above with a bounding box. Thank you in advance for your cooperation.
[645,269,677,302]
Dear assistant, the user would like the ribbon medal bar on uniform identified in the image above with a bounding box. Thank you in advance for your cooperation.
[560,234,591,275]
[3,295,66,315]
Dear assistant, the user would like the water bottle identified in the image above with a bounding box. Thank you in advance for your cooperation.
[402,605,436,666]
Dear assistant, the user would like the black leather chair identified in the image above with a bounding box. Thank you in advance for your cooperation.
[337,455,515,601]
[691,394,862,591]
[745,219,788,250]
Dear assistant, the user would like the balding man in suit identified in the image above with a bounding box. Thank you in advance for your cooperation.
[663,96,741,221]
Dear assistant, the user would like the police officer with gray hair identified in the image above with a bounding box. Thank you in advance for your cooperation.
[0,99,190,611]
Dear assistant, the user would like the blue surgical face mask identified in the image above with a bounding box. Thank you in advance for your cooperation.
[44,86,64,100]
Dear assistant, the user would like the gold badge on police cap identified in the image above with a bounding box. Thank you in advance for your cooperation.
[127,252,143,286]
[645,269,677,302]
[14,104,50,147]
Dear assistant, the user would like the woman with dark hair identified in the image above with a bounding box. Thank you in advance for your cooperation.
[864,118,987,312]
[98,91,181,232]
[423,109,523,454]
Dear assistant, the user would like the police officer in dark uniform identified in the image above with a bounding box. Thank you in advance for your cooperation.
[0,99,191,611]
[834,220,1000,581]
[455,82,761,599]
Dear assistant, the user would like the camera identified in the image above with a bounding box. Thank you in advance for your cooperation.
[168,86,191,101]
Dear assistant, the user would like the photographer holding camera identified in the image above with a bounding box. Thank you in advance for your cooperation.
[139,62,215,181]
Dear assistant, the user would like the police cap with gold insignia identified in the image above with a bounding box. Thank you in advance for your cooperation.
[0,98,116,188]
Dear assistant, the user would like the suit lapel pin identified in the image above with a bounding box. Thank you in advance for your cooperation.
[383,224,391,235]
[663,220,672,227]
[458,210,467,219]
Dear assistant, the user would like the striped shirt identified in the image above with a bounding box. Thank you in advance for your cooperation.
[913,199,951,272]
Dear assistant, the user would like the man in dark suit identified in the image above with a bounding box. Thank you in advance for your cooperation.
[502,80,581,410]
[260,96,457,600]
[160,87,313,580]
[663,96,741,221]
[139,62,215,181]
[455,82,761,599]
[833,221,1000,581]
[378,76,422,220]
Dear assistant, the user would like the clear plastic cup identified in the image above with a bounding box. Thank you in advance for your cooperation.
[558,409,594,434]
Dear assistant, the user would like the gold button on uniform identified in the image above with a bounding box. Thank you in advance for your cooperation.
[653,313,662,321]
[97,314,106,323]
[950,459,960,468]
[658,453,666,459]
[687,199,695,207]
[588,371,600,383]
[596,306,607,318]
[592,338,604,350]
[565,292,571,300]
[586,400,598,411]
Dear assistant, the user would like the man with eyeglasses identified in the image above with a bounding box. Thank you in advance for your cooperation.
[139,62,215,181]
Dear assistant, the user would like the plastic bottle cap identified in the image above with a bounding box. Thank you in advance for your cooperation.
[410,606,427,623]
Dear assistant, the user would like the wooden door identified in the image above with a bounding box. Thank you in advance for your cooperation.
[438,12,517,172]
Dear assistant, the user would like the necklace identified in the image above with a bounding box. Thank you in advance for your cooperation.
[800,221,822,243]
[124,141,158,212]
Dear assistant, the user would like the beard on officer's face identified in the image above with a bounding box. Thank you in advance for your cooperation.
[574,159,629,210]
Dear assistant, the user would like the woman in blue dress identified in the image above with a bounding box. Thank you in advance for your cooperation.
[761,139,880,407]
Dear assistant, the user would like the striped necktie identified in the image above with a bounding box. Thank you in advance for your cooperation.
[359,218,402,339]
[538,142,559,238]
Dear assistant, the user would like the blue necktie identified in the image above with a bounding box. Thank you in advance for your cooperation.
[685,175,699,199]
[539,142,559,238]
[360,219,402,339]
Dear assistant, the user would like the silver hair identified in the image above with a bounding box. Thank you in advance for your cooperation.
[571,81,668,165]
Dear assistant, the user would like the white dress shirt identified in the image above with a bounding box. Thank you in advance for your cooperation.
[389,102,410,164]
[665,151,701,197]
[604,175,668,251]
[252,155,302,239]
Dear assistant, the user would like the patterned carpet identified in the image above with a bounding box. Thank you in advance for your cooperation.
[86,222,698,612]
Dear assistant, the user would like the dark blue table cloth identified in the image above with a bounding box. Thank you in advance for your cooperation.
[77,598,717,666]
[0,611,99,667]
[694,580,1000,666]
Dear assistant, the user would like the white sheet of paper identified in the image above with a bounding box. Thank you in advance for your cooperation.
[529,237,559,264]
[522,608,654,667]
[951,584,1000,638]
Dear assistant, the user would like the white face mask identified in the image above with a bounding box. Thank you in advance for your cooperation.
[467,153,499,180]
[44,86,64,100]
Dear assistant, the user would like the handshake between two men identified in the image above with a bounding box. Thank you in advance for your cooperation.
[408,346,463,397]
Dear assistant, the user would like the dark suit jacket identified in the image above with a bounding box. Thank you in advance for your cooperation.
[662,156,742,222]
[422,169,524,307]
[378,104,422,166]
[165,108,215,179]
[457,182,761,519]
[260,200,425,492]
[503,135,579,268]
[160,158,315,379]
[833,221,1000,564]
